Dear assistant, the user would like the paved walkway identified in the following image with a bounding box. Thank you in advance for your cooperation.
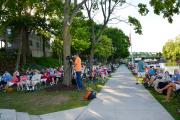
[77,65,174,120]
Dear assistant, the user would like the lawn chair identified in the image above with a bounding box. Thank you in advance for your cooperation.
[174,89,180,99]
[30,74,42,90]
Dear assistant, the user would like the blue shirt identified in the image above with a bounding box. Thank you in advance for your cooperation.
[2,73,12,82]
[149,69,156,75]
[171,74,180,82]
[138,61,145,72]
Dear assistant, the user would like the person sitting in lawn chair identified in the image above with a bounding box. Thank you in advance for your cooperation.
[157,69,180,102]
[148,69,164,87]
[154,71,171,91]
[17,73,29,91]
[143,66,151,83]
[42,69,51,85]
[0,75,5,91]
[49,68,56,85]
[0,71,13,91]
[54,69,62,84]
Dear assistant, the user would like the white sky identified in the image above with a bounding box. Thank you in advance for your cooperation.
[91,0,180,52]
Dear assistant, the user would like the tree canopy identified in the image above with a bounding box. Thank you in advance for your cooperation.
[1,0,178,85]
[163,35,180,61]
[150,0,180,23]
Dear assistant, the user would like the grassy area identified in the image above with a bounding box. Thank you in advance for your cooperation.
[0,90,88,115]
[136,77,180,120]
[0,79,108,115]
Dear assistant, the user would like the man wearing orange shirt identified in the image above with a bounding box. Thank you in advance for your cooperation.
[74,53,83,90]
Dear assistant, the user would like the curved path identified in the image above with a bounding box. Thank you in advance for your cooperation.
[77,65,174,120]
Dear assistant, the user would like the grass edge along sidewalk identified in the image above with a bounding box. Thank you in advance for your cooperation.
[0,77,109,115]
[135,77,180,120]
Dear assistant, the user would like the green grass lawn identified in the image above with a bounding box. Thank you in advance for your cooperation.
[136,77,180,120]
[0,90,89,115]
[0,79,108,115]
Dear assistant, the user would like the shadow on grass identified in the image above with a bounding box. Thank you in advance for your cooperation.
[0,78,110,115]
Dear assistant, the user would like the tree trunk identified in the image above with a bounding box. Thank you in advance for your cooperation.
[61,48,63,65]
[15,28,23,70]
[63,25,72,86]
[22,27,28,65]
[89,43,95,71]
[62,0,72,86]
[89,20,96,71]
[21,27,31,65]
[25,29,31,58]
[42,36,46,57]
[58,49,61,65]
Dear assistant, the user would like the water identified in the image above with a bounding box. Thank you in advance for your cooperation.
[159,63,180,74]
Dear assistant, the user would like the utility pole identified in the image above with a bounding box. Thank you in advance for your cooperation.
[129,32,134,65]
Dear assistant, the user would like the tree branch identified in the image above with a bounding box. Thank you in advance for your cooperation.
[101,0,106,21]
[70,0,88,23]
[85,0,92,19]
[108,17,129,24]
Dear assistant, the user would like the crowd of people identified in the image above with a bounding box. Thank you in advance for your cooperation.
[0,67,64,92]
[128,59,180,103]
[0,53,116,92]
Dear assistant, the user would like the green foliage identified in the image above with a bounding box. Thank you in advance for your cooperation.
[128,16,142,35]
[104,27,130,59]
[95,35,113,59]
[150,0,180,23]
[138,3,149,16]
[0,51,17,73]
[71,17,91,54]
[51,38,63,57]
[72,39,90,53]
[33,57,60,67]
[163,35,180,61]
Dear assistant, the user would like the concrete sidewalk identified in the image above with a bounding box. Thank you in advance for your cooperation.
[77,65,174,120]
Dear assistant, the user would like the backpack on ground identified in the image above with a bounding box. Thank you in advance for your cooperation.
[83,90,96,100]
[88,91,96,100]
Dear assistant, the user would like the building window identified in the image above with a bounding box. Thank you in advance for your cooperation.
[36,42,40,48]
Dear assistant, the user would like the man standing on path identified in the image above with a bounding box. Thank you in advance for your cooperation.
[137,57,145,84]
[74,53,83,90]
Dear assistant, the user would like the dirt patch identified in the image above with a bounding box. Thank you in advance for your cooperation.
[29,95,69,106]
[45,84,77,92]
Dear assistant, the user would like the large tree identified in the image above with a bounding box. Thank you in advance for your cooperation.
[163,35,180,61]
[84,0,147,70]
[104,27,130,60]
[0,0,40,69]
[62,0,88,86]
[0,0,64,70]
[95,35,113,63]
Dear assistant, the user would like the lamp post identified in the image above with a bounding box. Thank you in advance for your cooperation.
[129,31,134,65]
